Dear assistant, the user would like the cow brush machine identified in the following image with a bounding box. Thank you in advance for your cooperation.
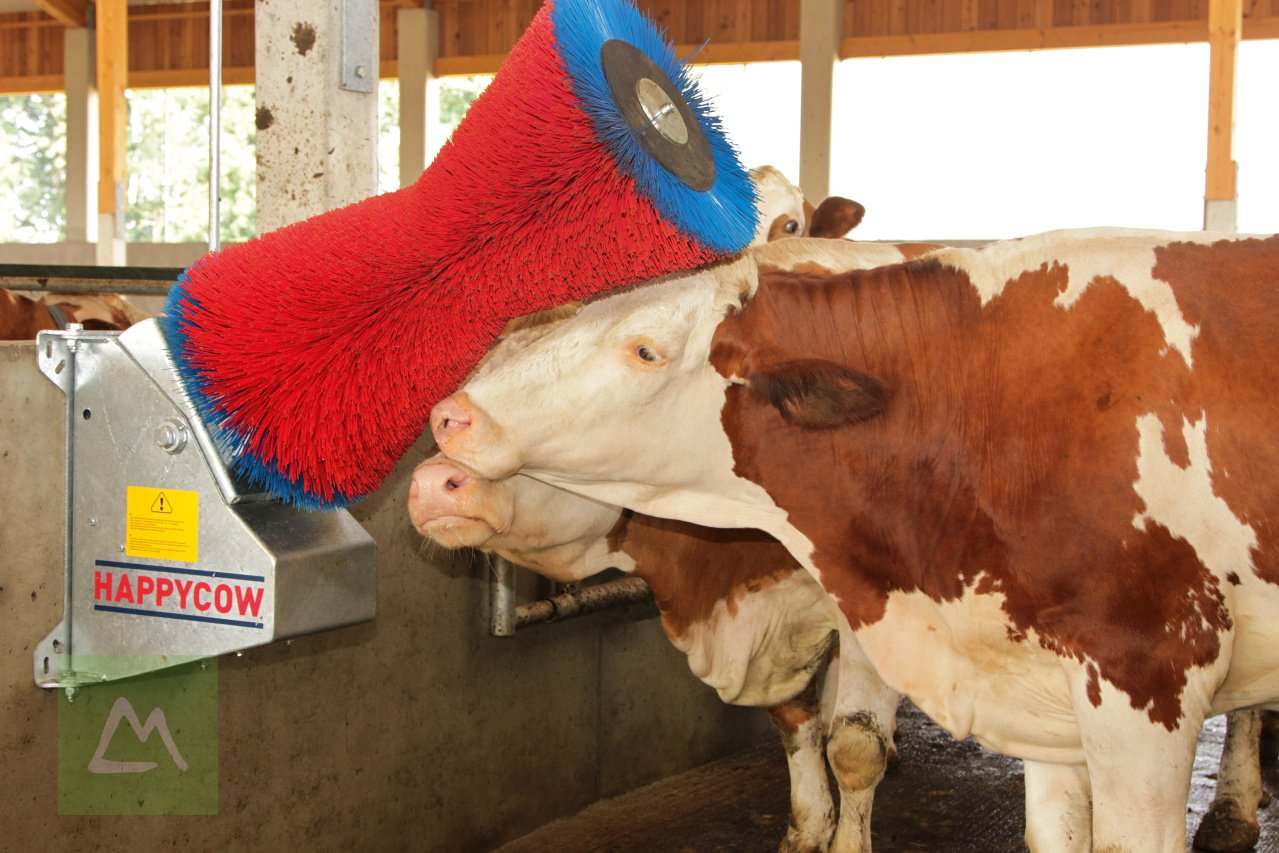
[161,0,760,510]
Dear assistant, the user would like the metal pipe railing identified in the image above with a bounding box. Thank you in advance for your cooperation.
[488,555,653,636]
[0,264,182,295]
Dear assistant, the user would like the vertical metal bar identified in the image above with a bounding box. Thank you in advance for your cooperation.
[62,331,80,676]
[488,555,517,637]
[209,0,223,251]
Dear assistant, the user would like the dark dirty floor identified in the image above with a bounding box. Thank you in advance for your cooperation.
[499,703,1279,853]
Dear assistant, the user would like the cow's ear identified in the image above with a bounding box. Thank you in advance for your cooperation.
[809,197,866,239]
[747,358,887,428]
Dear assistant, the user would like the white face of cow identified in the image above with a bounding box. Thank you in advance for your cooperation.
[408,454,624,582]
[750,165,806,245]
[431,255,787,530]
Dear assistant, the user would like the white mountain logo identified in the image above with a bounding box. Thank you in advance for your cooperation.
[87,696,189,774]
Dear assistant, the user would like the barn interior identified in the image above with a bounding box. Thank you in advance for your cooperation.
[2,0,1278,850]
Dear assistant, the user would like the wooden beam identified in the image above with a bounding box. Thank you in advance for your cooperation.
[96,0,127,228]
[32,0,87,28]
[841,20,1215,56]
[0,74,64,95]
[127,67,256,88]
[1205,0,1242,202]
[431,39,803,77]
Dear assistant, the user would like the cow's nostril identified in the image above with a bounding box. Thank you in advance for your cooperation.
[446,475,470,491]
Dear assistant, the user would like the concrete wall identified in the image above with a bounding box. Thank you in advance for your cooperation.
[0,241,209,268]
[0,340,769,851]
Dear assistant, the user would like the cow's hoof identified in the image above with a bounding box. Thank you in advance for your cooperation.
[1193,801,1261,852]
[777,827,830,853]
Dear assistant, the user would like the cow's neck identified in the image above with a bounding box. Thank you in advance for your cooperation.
[613,509,797,639]
[716,261,1000,629]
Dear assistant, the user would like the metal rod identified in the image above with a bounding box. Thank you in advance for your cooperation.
[513,577,652,631]
[1,264,183,295]
[489,555,517,637]
[209,0,223,252]
[62,329,80,673]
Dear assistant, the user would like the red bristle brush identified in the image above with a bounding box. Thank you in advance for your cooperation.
[162,0,758,508]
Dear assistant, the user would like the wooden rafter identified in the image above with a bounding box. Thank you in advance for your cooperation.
[32,0,87,28]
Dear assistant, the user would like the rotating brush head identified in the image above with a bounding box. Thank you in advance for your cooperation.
[161,0,758,509]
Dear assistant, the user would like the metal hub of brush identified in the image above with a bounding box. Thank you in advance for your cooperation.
[599,39,715,192]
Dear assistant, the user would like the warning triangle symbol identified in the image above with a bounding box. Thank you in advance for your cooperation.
[151,492,173,514]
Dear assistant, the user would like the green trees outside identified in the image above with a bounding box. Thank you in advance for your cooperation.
[0,76,490,246]
[125,85,257,243]
[0,93,67,243]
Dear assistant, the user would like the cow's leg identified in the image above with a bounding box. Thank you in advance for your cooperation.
[823,628,900,853]
[1193,709,1264,853]
[766,678,836,853]
[1067,665,1203,853]
[1023,760,1091,853]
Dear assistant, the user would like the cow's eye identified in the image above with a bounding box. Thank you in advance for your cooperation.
[635,344,664,364]
[784,220,800,234]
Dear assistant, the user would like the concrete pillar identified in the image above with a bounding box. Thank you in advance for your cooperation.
[63,28,98,245]
[255,0,380,232]
[397,7,440,188]
[798,0,843,203]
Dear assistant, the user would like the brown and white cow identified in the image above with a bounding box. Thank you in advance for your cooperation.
[409,458,898,853]
[430,229,1279,851]
[750,165,866,245]
[0,289,147,340]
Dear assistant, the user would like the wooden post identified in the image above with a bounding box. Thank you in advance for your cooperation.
[397,7,440,188]
[799,0,843,203]
[1204,0,1241,232]
[95,0,128,263]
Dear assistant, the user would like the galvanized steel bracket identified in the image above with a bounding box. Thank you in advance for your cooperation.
[34,320,377,688]
[339,0,377,93]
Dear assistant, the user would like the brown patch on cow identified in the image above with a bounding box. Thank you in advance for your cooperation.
[619,513,799,640]
[605,508,632,555]
[1227,572,1241,586]
[291,22,317,56]
[1151,236,1279,589]
[710,245,1245,729]
[765,678,821,743]
[256,106,275,131]
[894,242,944,261]
[0,290,57,340]
[1086,664,1102,707]
[768,214,802,242]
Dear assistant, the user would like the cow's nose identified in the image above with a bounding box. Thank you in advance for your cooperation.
[408,459,475,525]
[431,393,474,446]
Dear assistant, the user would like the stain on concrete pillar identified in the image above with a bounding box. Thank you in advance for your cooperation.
[291,22,317,56]
[256,107,275,131]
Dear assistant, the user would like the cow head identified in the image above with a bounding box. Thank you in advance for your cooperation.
[750,165,867,245]
[430,241,907,531]
[409,454,622,582]
[431,257,759,521]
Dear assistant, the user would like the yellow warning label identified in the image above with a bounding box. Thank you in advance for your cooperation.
[126,486,198,563]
